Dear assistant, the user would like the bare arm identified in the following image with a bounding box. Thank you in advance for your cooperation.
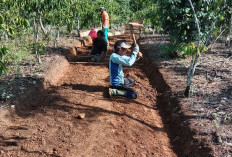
[97,51,106,62]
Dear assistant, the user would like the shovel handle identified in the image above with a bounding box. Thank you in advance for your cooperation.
[129,25,137,45]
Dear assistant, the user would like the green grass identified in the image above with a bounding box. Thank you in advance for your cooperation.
[0,35,36,76]
[0,36,37,99]
[2,38,31,63]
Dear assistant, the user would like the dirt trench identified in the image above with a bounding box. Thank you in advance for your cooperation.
[0,34,213,157]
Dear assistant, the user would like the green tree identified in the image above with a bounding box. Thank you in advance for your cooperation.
[0,0,29,76]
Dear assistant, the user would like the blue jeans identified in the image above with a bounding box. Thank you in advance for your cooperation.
[103,28,109,42]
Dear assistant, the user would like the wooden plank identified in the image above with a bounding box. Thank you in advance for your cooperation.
[70,62,108,65]
[77,55,92,58]
[69,62,144,66]
[128,22,144,27]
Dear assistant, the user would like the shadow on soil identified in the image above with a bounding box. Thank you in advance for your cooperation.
[0,135,27,147]
[62,82,156,110]
[140,41,214,157]
[13,77,164,136]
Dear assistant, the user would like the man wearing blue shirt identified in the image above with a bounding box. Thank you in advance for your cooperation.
[109,40,143,99]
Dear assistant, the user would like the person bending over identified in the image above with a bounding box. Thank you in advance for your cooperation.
[90,30,107,62]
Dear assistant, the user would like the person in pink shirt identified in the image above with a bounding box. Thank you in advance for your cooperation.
[89,29,97,41]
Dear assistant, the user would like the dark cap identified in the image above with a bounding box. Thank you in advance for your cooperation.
[99,7,105,11]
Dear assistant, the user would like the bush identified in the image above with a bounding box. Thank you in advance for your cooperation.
[0,37,32,75]
[30,42,46,55]
[0,46,8,76]
[161,42,196,58]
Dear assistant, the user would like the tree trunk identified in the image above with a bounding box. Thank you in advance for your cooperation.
[185,0,202,97]
[33,18,42,64]
[226,13,232,46]
[38,11,48,37]
[54,27,60,48]
[3,30,8,40]
[209,28,225,50]
[185,0,226,97]
[33,18,39,41]
[184,54,199,97]
[152,29,155,35]
[76,13,80,37]
[230,13,232,46]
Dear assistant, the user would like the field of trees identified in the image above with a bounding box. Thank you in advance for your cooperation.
[0,0,231,156]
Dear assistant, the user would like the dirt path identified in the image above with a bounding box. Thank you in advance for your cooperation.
[0,35,177,157]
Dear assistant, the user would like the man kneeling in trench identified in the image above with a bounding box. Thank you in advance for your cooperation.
[108,40,143,98]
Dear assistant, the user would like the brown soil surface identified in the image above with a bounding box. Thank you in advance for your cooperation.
[139,34,232,157]
[1,31,229,157]
[0,34,177,157]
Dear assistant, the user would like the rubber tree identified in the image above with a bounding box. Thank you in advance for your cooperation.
[0,1,9,75]
[207,1,232,48]
[69,0,132,29]
[17,0,74,62]
[0,0,29,75]
[184,0,227,97]
[0,46,7,76]
[129,0,156,25]
[144,1,161,31]
[48,0,74,47]
[0,0,29,40]
[152,0,228,97]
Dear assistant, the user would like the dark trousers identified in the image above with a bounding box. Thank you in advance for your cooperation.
[111,78,138,99]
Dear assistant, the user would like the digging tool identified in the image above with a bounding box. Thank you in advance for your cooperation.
[128,22,144,58]
[128,22,144,45]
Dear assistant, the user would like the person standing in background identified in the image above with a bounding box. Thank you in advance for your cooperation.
[99,7,110,45]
